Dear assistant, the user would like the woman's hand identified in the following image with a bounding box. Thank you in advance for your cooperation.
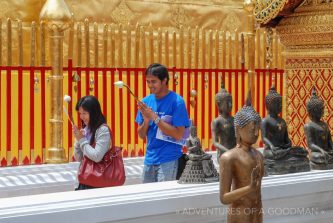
[72,125,85,141]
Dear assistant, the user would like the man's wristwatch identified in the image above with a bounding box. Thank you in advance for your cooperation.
[154,117,161,125]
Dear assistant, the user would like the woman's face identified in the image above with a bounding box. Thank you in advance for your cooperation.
[78,107,90,126]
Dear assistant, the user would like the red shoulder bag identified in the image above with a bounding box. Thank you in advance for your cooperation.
[78,125,126,187]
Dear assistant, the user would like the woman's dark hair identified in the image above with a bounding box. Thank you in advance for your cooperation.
[145,63,169,84]
[75,95,106,145]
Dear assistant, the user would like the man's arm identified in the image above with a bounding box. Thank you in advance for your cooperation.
[137,119,150,140]
[156,121,185,141]
[137,101,185,141]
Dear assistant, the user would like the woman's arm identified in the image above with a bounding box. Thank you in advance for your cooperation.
[79,125,111,162]
[74,141,83,161]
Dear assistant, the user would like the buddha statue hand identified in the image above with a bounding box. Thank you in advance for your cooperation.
[323,150,332,164]
[202,153,212,160]
[289,146,308,157]
[270,147,290,160]
[250,165,261,190]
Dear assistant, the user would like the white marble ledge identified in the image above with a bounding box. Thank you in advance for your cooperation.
[0,153,219,198]
[0,157,146,198]
[0,170,333,223]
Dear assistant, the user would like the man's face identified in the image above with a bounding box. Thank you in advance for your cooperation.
[146,74,166,96]
[239,121,260,145]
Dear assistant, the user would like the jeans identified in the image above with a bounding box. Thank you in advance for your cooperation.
[142,159,179,183]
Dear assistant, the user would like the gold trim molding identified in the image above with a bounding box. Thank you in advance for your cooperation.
[277,1,333,49]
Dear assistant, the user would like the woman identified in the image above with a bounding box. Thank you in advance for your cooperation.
[73,95,111,190]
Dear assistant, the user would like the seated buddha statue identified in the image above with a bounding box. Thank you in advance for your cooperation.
[211,84,236,164]
[261,87,310,175]
[187,126,212,161]
[304,89,333,170]
[178,126,218,184]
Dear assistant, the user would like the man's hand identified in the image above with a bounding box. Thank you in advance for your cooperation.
[137,101,158,121]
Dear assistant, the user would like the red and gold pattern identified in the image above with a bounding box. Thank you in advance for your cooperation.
[286,57,333,148]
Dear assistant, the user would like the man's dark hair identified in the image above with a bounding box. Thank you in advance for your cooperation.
[145,63,169,84]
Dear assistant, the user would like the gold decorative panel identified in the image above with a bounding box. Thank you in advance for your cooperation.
[286,58,333,148]
[277,0,333,148]
[0,0,247,31]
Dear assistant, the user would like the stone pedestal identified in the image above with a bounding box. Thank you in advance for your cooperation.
[178,160,206,184]
[310,162,333,171]
[265,156,310,175]
[178,159,219,184]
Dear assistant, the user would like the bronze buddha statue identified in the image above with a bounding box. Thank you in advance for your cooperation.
[178,126,218,184]
[220,95,264,223]
[304,88,333,170]
[211,84,236,164]
[262,87,310,175]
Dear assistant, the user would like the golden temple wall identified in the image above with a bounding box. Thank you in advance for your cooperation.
[0,0,288,165]
[277,0,333,148]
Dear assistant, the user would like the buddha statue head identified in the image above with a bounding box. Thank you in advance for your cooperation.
[306,88,324,122]
[265,86,282,115]
[215,83,232,115]
[190,125,198,138]
[234,93,261,145]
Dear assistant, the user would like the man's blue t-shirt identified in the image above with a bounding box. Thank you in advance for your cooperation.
[135,91,190,165]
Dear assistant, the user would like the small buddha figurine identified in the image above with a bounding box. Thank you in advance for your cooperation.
[178,126,219,184]
[262,86,309,175]
[304,88,333,170]
[211,84,236,164]
[220,94,264,223]
[187,126,212,161]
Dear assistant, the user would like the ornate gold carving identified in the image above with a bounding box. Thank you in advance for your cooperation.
[299,106,306,118]
[277,1,333,49]
[254,0,288,24]
[221,12,242,32]
[286,57,333,69]
[298,0,333,11]
[287,86,293,97]
[170,4,190,29]
[111,1,135,25]
[285,58,333,148]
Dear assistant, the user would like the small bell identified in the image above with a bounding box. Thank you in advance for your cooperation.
[72,72,80,82]
[34,75,39,93]
[89,77,94,91]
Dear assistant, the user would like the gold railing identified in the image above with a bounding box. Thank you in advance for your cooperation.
[0,19,285,69]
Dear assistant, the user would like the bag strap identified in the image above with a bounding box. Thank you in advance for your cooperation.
[100,124,122,156]
[91,124,112,148]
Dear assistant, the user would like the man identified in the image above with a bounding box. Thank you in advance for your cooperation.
[136,63,190,183]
